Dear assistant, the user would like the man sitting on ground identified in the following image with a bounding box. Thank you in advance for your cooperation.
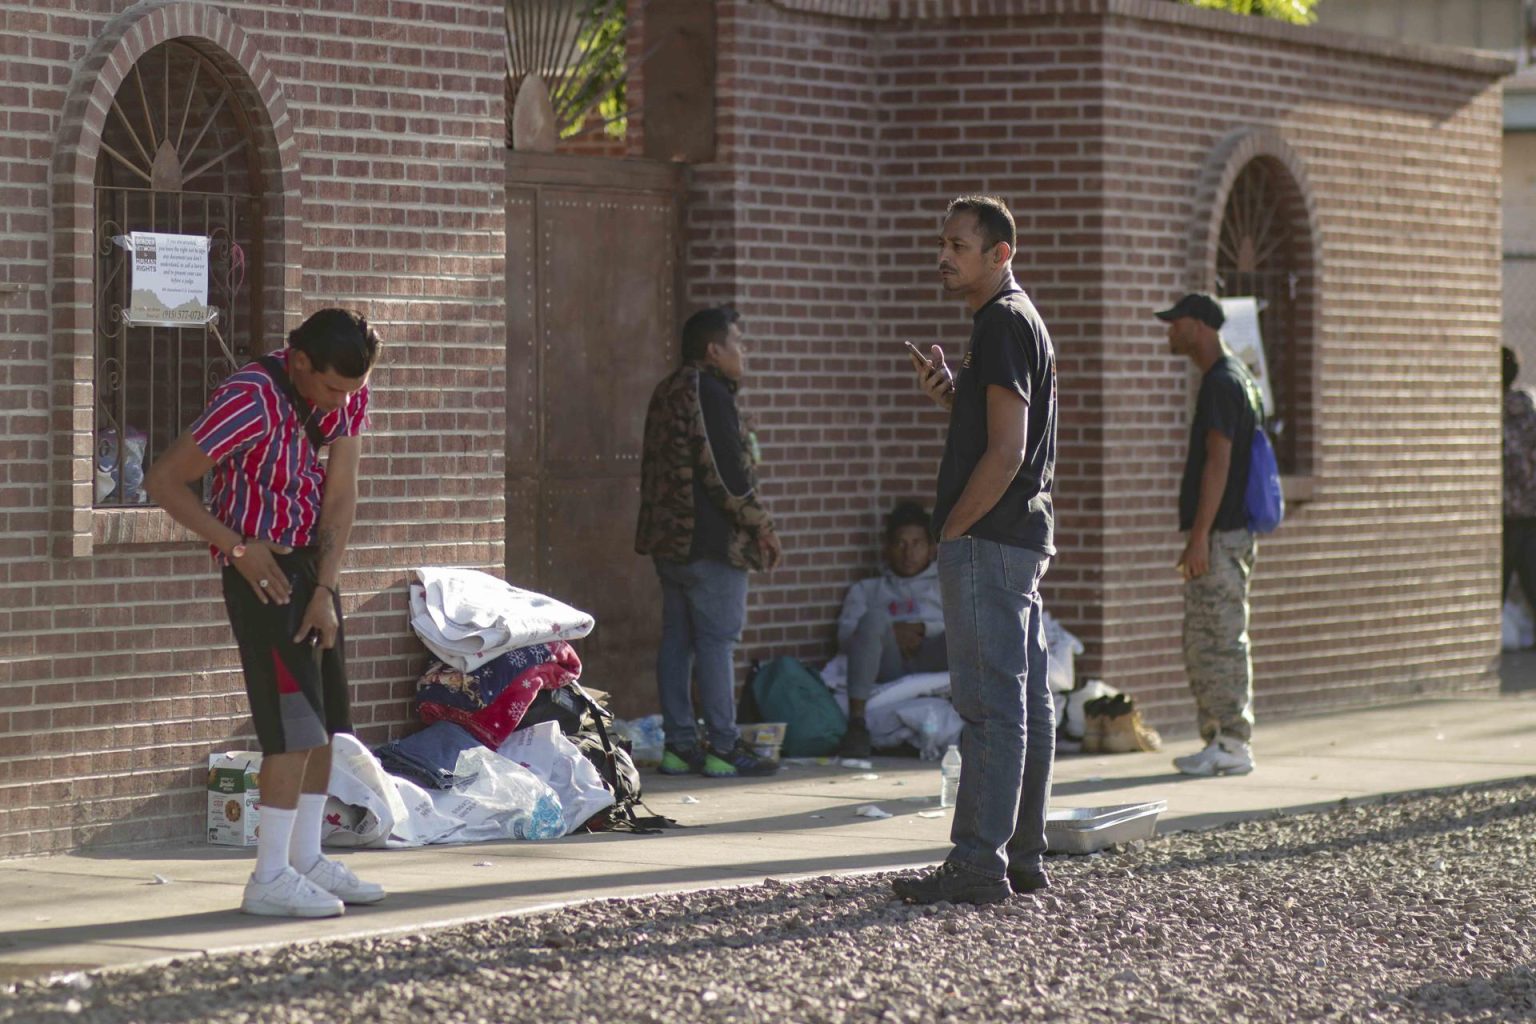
[835,502,947,757]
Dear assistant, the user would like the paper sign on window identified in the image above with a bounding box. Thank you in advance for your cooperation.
[125,231,213,327]
[1218,296,1275,418]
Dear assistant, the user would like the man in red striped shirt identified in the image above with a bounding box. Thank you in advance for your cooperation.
[146,308,383,918]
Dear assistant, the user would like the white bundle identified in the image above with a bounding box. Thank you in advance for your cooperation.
[408,566,595,672]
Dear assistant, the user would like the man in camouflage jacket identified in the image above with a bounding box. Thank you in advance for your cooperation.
[636,306,782,778]
[1504,346,1536,610]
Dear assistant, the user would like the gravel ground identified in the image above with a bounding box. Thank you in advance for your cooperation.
[5,777,1535,1024]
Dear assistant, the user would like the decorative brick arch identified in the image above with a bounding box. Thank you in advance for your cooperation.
[1187,126,1321,479]
[1186,126,1319,293]
[49,1,303,558]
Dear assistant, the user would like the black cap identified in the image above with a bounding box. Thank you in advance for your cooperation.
[1154,293,1225,330]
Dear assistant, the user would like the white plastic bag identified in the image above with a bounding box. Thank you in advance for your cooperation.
[612,714,664,767]
[387,774,466,847]
[1503,598,1534,650]
[325,733,409,848]
[428,746,565,841]
[1043,610,1085,694]
[900,698,963,761]
[324,733,465,848]
[865,670,950,750]
[497,721,615,835]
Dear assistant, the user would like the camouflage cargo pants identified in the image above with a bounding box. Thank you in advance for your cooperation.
[1183,528,1256,743]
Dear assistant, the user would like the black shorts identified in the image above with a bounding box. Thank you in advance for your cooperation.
[221,548,353,755]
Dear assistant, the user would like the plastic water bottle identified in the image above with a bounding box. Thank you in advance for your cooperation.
[939,744,962,808]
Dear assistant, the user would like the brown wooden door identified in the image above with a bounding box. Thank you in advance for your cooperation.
[505,151,683,718]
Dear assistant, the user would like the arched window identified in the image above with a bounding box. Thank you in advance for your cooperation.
[94,41,265,507]
[1214,157,1313,476]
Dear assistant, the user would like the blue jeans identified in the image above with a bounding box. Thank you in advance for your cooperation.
[938,536,1053,880]
[654,558,748,752]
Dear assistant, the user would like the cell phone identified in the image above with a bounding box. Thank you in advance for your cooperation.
[903,340,931,371]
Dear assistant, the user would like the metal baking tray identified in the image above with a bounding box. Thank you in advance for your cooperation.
[1045,800,1167,854]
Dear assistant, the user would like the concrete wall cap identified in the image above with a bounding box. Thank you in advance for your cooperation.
[762,0,1515,77]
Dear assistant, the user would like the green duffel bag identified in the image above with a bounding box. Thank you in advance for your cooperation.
[749,656,846,757]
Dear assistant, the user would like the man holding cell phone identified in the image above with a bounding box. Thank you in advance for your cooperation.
[891,195,1059,906]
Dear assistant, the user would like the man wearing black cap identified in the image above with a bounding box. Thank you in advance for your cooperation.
[1155,293,1258,777]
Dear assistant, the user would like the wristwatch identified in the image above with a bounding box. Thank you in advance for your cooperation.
[230,535,248,559]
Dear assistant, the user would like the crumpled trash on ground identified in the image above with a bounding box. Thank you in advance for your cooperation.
[854,804,892,819]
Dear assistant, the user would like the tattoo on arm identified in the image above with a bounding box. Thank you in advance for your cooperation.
[317,526,336,562]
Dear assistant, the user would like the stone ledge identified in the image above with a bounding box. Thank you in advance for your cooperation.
[762,0,1515,77]
[93,507,201,548]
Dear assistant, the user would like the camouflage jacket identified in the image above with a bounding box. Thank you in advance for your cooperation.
[635,364,774,570]
[1506,386,1536,518]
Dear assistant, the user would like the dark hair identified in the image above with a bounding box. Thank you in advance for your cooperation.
[1505,346,1520,391]
[945,195,1016,254]
[884,501,933,543]
[289,308,379,378]
[681,306,742,364]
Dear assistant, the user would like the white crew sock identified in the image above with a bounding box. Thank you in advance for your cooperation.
[289,793,329,873]
[254,805,296,883]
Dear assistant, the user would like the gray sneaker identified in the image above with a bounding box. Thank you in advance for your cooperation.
[1172,735,1254,776]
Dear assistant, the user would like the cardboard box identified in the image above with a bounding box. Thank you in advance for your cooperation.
[207,751,262,846]
[739,722,786,760]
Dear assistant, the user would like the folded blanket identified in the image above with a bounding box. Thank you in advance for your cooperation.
[375,721,484,791]
[409,567,595,672]
[415,642,583,746]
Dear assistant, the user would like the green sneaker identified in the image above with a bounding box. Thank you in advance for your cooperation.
[704,739,779,778]
[659,743,704,775]
[701,752,738,778]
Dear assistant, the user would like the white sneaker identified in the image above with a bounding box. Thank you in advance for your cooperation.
[1172,735,1254,776]
[241,867,345,918]
[302,856,386,905]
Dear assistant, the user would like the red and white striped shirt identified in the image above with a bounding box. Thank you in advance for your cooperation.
[190,348,369,562]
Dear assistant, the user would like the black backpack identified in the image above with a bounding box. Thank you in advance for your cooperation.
[547,683,679,834]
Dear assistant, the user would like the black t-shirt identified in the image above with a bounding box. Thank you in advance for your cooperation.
[1179,354,1257,533]
[690,368,748,562]
[932,280,1058,555]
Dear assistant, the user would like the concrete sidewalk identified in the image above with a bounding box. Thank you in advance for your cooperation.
[2,692,1534,983]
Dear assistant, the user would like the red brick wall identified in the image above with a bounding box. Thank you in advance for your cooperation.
[653,1,1504,731]
[1092,10,1505,725]
[0,0,1507,856]
[680,1,896,663]
[0,0,505,857]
